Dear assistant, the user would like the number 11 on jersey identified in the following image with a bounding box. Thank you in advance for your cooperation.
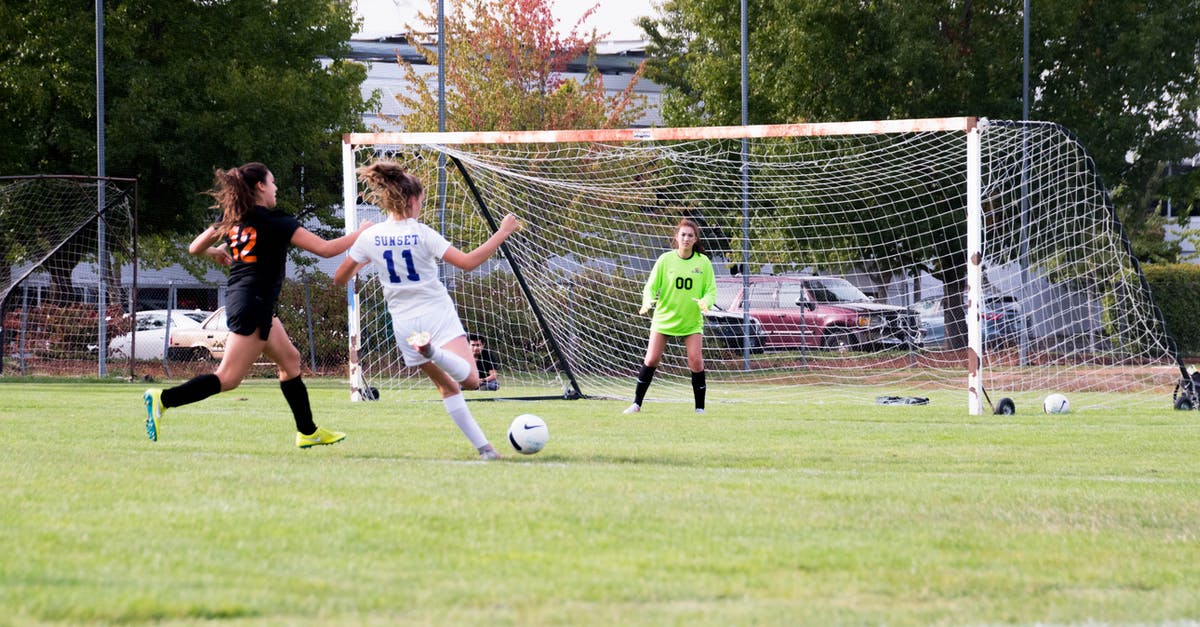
[382,249,420,283]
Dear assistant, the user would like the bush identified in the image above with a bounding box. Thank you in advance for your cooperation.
[277,271,348,373]
[1142,263,1200,358]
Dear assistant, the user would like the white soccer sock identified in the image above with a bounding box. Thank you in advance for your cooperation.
[443,393,488,449]
[429,347,473,383]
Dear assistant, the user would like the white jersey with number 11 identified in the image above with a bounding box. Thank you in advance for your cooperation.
[347,217,455,318]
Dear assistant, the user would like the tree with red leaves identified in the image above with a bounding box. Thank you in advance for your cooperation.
[390,0,646,132]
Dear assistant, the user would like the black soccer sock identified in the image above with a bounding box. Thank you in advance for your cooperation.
[160,373,221,409]
[691,370,707,411]
[633,364,657,406]
[281,375,317,435]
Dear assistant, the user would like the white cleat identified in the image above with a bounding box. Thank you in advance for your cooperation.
[406,331,433,358]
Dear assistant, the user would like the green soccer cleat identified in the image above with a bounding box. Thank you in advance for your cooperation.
[144,388,164,441]
[296,426,346,449]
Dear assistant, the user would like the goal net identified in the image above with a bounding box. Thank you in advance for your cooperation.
[342,118,1185,413]
[0,175,138,378]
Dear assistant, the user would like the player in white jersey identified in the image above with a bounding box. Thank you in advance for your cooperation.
[334,160,520,460]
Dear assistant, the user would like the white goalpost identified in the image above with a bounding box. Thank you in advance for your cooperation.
[341,117,1186,413]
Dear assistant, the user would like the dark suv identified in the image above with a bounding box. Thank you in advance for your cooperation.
[703,303,766,353]
[716,275,921,351]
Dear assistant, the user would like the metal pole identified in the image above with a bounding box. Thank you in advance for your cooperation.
[20,285,29,375]
[739,0,752,370]
[96,0,108,377]
[1018,0,1031,366]
[437,0,448,235]
[304,273,317,372]
[342,140,368,401]
[966,126,984,415]
[1022,0,1030,121]
[162,282,174,377]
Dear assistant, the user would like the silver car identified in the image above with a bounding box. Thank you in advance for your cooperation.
[108,309,211,360]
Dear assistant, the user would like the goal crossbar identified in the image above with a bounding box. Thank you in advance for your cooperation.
[344,117,978,147]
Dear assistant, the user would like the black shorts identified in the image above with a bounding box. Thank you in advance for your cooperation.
[225,291,274,340]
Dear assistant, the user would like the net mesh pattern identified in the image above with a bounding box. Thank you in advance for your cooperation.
[346,121,1181,410]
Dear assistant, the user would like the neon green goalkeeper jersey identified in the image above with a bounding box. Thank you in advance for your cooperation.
[641,250,717,336]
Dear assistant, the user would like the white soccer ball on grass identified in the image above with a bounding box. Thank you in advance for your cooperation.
[507,414,549,455]
[1043,393,1070,414]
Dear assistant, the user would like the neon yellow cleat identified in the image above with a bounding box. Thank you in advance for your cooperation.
[144,388,164,441]
[296,426,346,449]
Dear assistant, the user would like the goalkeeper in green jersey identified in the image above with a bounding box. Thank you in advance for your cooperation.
[624,218,717,415]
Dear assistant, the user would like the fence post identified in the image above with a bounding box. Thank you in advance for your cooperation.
[304,273,317,373]
[19,284,29,375]
[161,282,175,378]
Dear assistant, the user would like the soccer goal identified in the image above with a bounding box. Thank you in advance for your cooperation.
[0,175,138,378]
[342,118,1186,413]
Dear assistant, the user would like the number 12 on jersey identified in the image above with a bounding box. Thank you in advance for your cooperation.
[382,249,420,283]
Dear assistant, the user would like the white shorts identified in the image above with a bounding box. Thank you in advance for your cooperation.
[390,308,467,368]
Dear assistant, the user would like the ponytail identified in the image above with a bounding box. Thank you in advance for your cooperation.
[357,161,424,218]
[208,162,270,234]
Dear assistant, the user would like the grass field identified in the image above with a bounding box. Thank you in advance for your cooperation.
[2,379,1198,625]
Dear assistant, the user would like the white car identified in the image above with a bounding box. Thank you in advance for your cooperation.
[108,309,211,360]
[168,307,232,361]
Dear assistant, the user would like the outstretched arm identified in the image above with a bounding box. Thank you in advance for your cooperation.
[333,256,368,287]
[441,213,521,271]
[291,221,374,259]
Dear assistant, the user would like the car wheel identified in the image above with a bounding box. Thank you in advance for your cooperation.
[188,347,212,361]
[822,329,851,352]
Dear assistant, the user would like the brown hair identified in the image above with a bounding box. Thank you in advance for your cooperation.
[673,218,705,255]
[357,160,424,219]
[208,162,270,235]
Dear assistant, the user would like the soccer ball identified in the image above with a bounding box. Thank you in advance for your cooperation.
[507,414,549,455]
[1043,393,1070,414]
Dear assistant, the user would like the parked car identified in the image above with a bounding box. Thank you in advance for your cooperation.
[168,307,232,361]
[704,302,766,353]
[915,294,1026,349]
[716,276,921,351]
[108,309,211,360]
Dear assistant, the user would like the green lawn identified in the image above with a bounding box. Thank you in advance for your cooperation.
[2,380,1198,625]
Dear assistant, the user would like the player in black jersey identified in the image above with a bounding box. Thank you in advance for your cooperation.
[143,162,372,448]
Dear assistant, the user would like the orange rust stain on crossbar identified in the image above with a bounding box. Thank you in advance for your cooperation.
[346,117,978,146]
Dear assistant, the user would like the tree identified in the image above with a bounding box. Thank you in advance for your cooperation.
[638,0,1200,235]
[638,0,1200,346]
[0,0,375,267]
[389,0,646,132]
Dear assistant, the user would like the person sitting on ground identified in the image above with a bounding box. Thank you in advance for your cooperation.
[469,333,500,391]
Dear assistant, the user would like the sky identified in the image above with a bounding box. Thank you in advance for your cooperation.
[353,0,655,41]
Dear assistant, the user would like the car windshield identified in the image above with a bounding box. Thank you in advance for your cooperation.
[181,311,209,324]
[715,282,742,310]
[808,279,869,303]
[913,299,941,317]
